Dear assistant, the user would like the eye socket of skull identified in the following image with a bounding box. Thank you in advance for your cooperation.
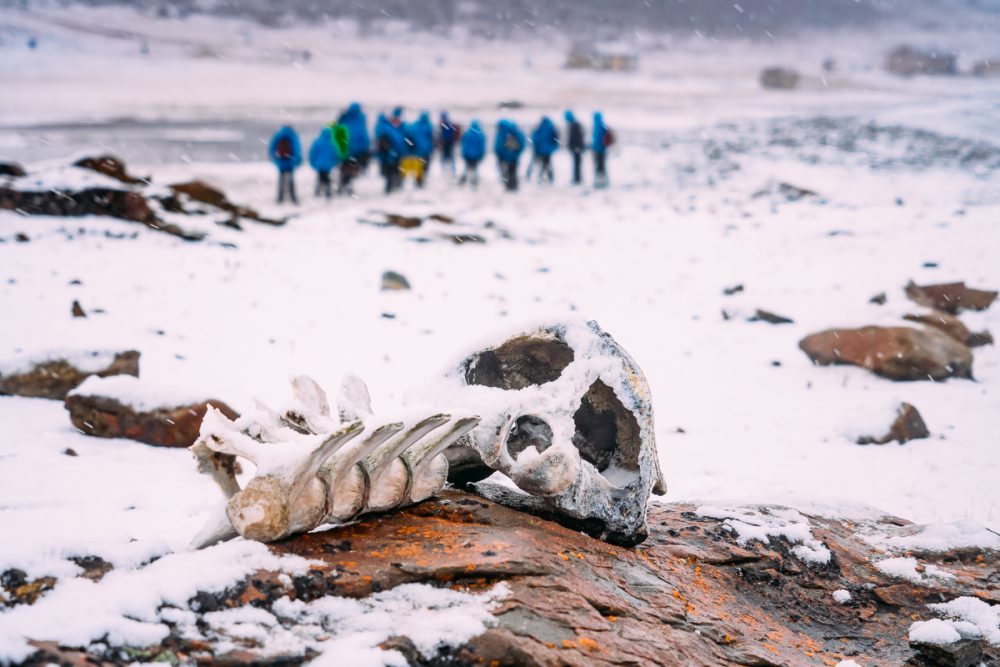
[463,334,574,390]
[506,415,554,459]
[571,380,641,485]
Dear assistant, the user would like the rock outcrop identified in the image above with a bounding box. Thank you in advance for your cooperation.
[905,281,997,314]
[0,351,139,399]
[799,326,973,381]
[65,392,238,448]
[21,491,999,666]
[73,155,147,185]
[162,180,285,227]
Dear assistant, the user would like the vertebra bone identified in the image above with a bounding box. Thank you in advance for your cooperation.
[190,375,479,547]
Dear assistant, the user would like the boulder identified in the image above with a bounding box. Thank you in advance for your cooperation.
[73,155,147,185]
[385,213,423,229]
[886,45,957,77]
[799,326,973,381]
[381,270,411,291]
[28,491,998,665]
[760,67,799,90]
[905,281,997,314]
[0,162,26,178]
[904,311,993,348]
[0,351,139,400]
[856,402,930,445]
[64,390,238,448]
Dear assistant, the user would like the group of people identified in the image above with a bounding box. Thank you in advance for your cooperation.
[266,103,615,204]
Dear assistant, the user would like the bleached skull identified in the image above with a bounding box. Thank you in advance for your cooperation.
[436,320,666,545]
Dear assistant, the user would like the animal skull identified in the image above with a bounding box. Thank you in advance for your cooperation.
[190,375,479,548]
[434,320,666,546]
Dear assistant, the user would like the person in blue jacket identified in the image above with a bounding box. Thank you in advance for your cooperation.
[375,113,406,194]
[494,119,526,192]
[459,120,486,189]
[592,111,613,188]
[404,112,435,187]
[268,125,302,204]
[338,102,370,167]
[527,116,559,184]
[308,127,339,199]
[565,110,585,185]
[438,111,459,175]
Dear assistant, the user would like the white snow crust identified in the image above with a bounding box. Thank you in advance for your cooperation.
[695,505,831,564]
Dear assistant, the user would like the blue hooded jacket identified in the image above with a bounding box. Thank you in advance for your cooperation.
[338,102,370,158]
[308,128,339,173]
[375,114,407,163]
[531,116,559,157]
[494,120,526,163]
[439,112,458,145]
[406,112,434,158]
[592,112,608,155]
[268,126,303,171]
[461,121,486,161]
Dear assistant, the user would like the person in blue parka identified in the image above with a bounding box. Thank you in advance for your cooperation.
[592,111,613,188]
[565,110,585,185]
[338,102,370,166]
[404,112,435,187]
[494,119,526,192]
[375,113,407,194]
[308,127,339,199]
[438,111,459,174]
[527,116,559,184]
[459,120,486,190]
[268,125,303,204]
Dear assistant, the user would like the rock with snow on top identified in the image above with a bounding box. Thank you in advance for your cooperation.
[0,350,139,400]
[853,402,930,445]
[904,311,993,348]
[905,281,997,314]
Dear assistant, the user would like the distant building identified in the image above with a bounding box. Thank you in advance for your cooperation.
[760,67,800,90]
[885,45,957,77]
[566,42,638,72]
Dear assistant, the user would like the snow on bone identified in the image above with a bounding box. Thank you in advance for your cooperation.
[190,374,479,546]
[432,320,666,546]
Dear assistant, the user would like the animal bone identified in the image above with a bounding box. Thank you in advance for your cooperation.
[190,375,479,547]
[430,320,666,546]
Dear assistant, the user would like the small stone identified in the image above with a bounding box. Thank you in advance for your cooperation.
[71,300,87,318]
[749,309,794,324]
[856,403,930,445]
[63,448,78,457]
[869,292,887,305]
[14,233,29,243]
[722,284,744,296]
[381,271,411,291]
[385,213,423,229]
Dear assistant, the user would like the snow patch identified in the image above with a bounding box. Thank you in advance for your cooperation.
[909,596,1000,646]
[69,374,208,412]
[832,589,852,604]
[863,521,1000,553]
[695,505,831,565]
[874,557,956,585]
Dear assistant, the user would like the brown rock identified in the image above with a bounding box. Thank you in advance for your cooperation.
[0,350,139,400]
[64,393,238,448]
[381,270,411,291]
[167,180,285,226]
[428,213,455,224]
[385,213,423,228]
[73,155,147,185]
[904,311,993,348]
[905,280,997,314]
[857,403,930,445]
[799,326,973,381]
[0,162,26,178]
[71,299,87,318]
[749,308,794,324]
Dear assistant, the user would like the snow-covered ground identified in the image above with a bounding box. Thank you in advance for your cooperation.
[1,4,999,664]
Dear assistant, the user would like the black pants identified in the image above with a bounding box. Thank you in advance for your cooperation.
[441,142,455,173]
[382,159,401,194]
[537,155,553,183]
[339,159,360,194]
[459,159,480,188]
[315,171,332,199]
[500,160,518,191]
[277,169,297,203]
[594,151,608,187]
[571,151,583,184]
